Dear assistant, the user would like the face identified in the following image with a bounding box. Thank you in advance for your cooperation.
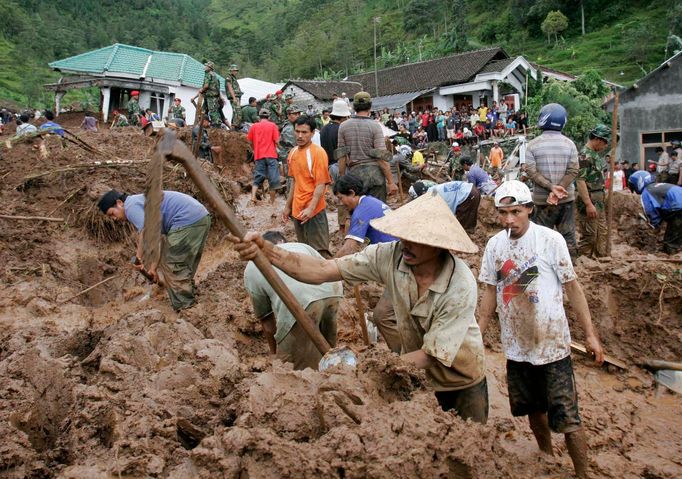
[288,112,300,123]
[335,191,359,210]
[400,240,442,266]
[106,200,126,222]
[496,201,532,239]
[593,138,609,152]
[174,100,180,105]
[295,124,313,146]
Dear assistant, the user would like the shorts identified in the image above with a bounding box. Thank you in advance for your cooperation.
[434,377,489,424]
[446,128,455,139]
[253,158,281,189]
[506,355,581,433]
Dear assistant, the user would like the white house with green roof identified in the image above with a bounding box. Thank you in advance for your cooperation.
[46,43,233,124]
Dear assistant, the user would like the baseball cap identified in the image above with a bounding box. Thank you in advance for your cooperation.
[494,180,532,207]
[353,91,372,107]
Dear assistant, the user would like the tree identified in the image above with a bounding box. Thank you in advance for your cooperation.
[541,10,568,45]
[447,0,469,52]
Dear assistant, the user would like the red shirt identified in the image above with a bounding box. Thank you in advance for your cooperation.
[247,119,280,160]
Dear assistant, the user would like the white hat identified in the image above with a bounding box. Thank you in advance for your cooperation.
[331,99,351,117]
[494,180,532,207]
[370,191,478,253]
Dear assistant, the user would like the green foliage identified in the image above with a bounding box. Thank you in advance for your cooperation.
[541,10,568,44]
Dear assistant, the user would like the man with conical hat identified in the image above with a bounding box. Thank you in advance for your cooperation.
[231,192,488,423]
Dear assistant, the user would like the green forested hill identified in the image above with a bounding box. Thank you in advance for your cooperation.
[1,0,679,108]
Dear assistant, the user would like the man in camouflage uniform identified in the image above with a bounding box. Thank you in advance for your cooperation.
[278,105,302,191]
[226,64,242,128]
[241,96,259,125]
[168,98,186,126]
[194,61,223,128]
[127,91,143,126]
[576,124,612,258]
[269,90,285,125]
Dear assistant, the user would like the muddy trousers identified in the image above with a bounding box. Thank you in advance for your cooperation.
[293,210,332,258]
[662,211,682,254]
[277,297,339,370]
[162,215,211,311]
[371,289,402,353]
[577,209,608,258]
[533,202,577,258]
[435,377,489,424]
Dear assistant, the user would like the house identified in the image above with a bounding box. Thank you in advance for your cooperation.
[281,80,363,112]
[45,43,234,124]
[345,47,538,112]
[606,51,682,167]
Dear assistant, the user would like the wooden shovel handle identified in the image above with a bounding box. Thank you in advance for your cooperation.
[156,131,331,355]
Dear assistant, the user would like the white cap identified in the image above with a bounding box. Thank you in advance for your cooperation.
[494,180,532,207]
[330,99,351,117]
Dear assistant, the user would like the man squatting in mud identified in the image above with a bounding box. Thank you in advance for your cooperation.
[232,192,489,423]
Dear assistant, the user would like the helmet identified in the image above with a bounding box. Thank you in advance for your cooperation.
[494,180,533,207]
[628,170,654,194]
[537,103,567,131]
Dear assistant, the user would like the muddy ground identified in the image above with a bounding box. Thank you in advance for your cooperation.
[0,119,681,478]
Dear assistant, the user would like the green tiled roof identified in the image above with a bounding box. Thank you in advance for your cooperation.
[49,43,226,90]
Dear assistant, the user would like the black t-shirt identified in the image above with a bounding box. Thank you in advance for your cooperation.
[320,122,341,165]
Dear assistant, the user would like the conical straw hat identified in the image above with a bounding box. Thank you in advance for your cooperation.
[370,190,478,254]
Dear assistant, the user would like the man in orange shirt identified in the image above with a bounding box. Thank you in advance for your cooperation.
[489,142,504,175]
[283,115,333,258]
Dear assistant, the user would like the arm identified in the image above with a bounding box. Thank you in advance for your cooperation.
[558,146,579,189]
[378,159,398,195]
[260,312,277,354]
[234,232,342,284]
[477,283,497,335]
[334,238,362,258]
[282,177,295,221]
[401,350,436,369]
[564,279,604,365]
[576,178,597,218]
[525,148,553,191]
[227,83,237,102]
[299,183,326,223]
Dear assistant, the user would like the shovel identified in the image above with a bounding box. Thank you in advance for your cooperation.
[153,130,357,371]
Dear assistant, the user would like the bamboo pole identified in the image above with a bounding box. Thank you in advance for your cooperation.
[606,91,619,257]
[0,214,64,222]
[58,275,120,304]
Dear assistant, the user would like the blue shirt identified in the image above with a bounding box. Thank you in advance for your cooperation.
[346,196,398,245]
[124,191,209,234]
[429,181,474,214]
[40,121,65,137]
[641,184,682,228]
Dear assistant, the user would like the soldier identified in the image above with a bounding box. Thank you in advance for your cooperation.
[168,98,186,127]
[575,124,612,258]
[227,64,242,128]
[127,91,142,126]
[278,105,302,191]
[241,97,259,125]
[269,90,285,125]
[193,61,223,128]
[284,93,294,111]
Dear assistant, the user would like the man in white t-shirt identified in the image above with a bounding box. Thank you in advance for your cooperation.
[477,180,604,479]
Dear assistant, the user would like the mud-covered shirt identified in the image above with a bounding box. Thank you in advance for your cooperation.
[479,222,576,366]
[335,242,485,391]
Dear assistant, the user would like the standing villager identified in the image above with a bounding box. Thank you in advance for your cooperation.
[243,230,342,370]
[575,124,612,258]
[193,61,223,128]
[629,171,682,254]
[320,99,352,183]
[230,193,488,423]
[226,64,242,128]
[667,151,682,185]
[168,98,186,127]
[283,115,332,258]
[478,180,604,479]
[525,103,579,258]
[127,91,143,126]
[247,108,282,203]
[98,190,211,311]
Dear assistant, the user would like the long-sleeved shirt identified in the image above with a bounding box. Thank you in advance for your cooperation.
[525,130,579,205]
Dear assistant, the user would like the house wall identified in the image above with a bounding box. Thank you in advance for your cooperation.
[611,59,682,166]
[170,85,232,125]
[432,93,453,112]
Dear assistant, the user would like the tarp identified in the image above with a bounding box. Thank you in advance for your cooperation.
[237,78,285,105]
[370,89,433,111]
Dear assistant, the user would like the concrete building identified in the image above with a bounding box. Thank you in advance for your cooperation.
[45,43,233,124]
[606,51,682,167]
[282,80,363,113]
[346,47,538,112]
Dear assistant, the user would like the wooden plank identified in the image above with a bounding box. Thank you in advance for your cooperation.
[571,341,628,370]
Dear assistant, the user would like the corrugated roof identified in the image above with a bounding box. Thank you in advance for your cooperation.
[284,80,363,100]
[49,43,226,89]
[346,47,508,96]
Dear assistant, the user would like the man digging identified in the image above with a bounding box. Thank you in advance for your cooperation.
[477,180,604,479]
[231,192,489,423]
[98,189,211,311]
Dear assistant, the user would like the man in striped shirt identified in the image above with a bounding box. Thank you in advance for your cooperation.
[525,103,579,258]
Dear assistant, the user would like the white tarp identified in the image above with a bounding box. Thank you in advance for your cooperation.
[237,78,284,105]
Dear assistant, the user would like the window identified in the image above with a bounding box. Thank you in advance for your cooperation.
[150,92,164,115]
[640,130,682,167]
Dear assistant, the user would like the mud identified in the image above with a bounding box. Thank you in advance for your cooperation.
[0,122,681,478]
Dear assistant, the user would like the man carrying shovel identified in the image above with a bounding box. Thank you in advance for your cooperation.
[231,192,488,422]
[97,189,210,311]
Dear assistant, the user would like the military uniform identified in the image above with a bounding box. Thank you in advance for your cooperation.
[202,68,223,128]
[227,66,242,127]
[127,97,142,126]
[241,104,259,124]
[576,145,608,257]
[169,104,185,120]
[270,97,285,125]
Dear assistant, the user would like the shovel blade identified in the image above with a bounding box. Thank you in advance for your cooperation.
[318,346,358,371]
[655,369,682,394]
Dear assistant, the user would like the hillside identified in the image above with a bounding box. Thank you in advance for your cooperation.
[0,0,679,108]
